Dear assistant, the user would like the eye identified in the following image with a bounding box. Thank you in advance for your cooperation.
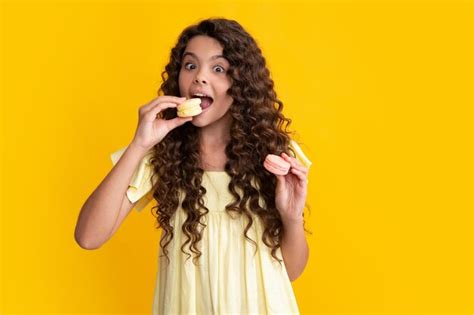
[184,62,196,70]
[214,65,226,73]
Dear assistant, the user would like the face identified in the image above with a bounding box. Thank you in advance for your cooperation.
[178,35,233,128]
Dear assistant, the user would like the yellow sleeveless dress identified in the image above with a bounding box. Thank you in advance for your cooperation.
[110,140,312,314]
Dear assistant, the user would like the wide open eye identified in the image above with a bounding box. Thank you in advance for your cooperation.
[214,65,225,73]
[184,63,196,70]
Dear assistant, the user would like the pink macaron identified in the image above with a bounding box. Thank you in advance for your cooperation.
[263,154,291,175]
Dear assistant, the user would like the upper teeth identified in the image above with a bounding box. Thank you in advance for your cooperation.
[193,93,208,97]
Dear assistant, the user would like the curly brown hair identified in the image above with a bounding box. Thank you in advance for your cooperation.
[149,17,312,267]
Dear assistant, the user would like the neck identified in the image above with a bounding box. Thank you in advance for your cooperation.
[199,113,232,149]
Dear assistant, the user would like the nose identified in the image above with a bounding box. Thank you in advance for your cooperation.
[194,77,207,84]
[194,69,208,84]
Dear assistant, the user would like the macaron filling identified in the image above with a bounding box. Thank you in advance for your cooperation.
[177,98,202,117]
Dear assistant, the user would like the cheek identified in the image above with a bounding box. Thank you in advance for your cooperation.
[179,76,192,94]
[178,71,185,85]
[221,94,233,109]
[217,80,232,96]
[216,89,232,103]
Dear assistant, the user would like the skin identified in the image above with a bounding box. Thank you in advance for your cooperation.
[177,35,309,281]
[276,153,310,281]
[178,35,234,150]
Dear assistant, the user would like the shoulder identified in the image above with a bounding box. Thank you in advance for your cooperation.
[109,145,156,212]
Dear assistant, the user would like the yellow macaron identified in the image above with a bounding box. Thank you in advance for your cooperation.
[177,98,202,117]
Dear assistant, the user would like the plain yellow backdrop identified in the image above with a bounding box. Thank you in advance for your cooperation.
[1,0,472,314]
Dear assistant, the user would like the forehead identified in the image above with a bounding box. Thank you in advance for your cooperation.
[182,36,228,62]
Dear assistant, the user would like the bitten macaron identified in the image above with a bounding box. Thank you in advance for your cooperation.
[263,154,291,175]
[177,98,202,117]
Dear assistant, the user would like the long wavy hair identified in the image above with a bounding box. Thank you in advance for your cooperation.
[149,17,312,266]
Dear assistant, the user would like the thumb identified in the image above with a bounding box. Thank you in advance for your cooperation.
[275,174,285,186]
[168,116,193,129]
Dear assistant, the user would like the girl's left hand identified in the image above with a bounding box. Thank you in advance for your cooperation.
[274,153,309,225]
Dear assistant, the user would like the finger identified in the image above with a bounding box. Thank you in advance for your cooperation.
[284,154,308,174]
[291,164,309,176]
[164,116,193,129]
[291,169,309,184]
[275,174,286,185]
[146,102,179,118]
[281,153,308,174]
[142,96,186,112]
[281,152,298,165]
[290,167,308,183]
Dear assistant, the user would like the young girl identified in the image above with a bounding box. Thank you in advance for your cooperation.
[76,18,312,314]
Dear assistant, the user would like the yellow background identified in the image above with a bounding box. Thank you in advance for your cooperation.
[1,0,472,314]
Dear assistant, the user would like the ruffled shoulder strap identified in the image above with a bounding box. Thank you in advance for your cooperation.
[110,146,156,212]
[288,139,312,169]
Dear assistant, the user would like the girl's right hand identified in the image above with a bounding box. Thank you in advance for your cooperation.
[130,95,193,152]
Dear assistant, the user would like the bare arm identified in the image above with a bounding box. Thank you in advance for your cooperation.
[74,95,193,250]
[280,219,309,281]
[74,142,149,250]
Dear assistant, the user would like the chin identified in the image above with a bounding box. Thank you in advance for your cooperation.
[189,118,206,127]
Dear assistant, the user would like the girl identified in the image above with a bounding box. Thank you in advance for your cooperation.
[76,18,312,314]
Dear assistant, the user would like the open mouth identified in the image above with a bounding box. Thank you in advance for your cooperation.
[191,94,214,110]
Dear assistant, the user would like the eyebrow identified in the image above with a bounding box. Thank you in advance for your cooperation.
[182,51,228,62]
